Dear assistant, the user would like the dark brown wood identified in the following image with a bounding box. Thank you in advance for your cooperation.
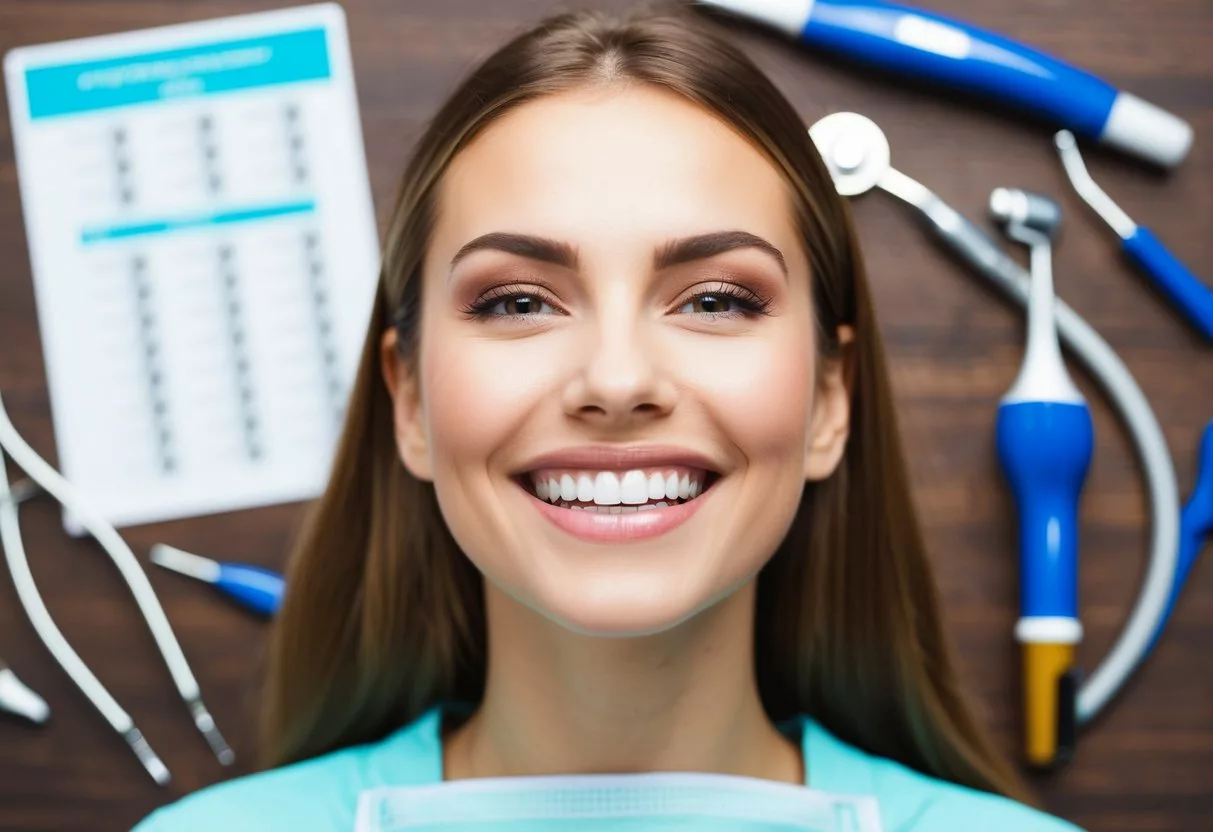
[1,1,1210,829]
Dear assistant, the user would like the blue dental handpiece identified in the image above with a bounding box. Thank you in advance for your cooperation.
[697,0,1193,168]
[150,544,284,617]
[990,189,1092,768]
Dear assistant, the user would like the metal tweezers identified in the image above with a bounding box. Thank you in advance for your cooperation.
[0,391,232,784]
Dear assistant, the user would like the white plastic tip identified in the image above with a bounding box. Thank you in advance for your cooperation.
[695,0,815,37]
[0,669,51,724]
[1100,92,1193,169]
[150,544,221,583]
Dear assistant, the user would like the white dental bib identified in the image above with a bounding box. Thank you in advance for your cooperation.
[355,771,883,832]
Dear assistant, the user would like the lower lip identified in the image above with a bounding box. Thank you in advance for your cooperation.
[522,482,714,543]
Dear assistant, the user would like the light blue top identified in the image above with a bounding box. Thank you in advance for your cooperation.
[133,707,1082,831]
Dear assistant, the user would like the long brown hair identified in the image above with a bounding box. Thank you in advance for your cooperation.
[260,0,1028,801]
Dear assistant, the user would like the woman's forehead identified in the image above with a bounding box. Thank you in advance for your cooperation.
[432,87,801,262]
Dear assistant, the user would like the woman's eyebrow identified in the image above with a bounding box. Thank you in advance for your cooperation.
[450,232,579,273]
[654,230,787,276]
[448,230,787,276]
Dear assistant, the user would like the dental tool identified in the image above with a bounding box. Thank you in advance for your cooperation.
[151,544,285,617]
[0,657,50,724]
[1150,420,1213,650]
[1054,130,1213,340]
[0,452,169,782]
[698,0,1192,168]
[0,390,234,783]
[990,188,1092,767]
[809,111,1181,737]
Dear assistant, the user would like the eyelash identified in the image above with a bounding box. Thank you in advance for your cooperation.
[461,281,773,321]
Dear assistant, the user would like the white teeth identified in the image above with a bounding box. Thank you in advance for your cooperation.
[531,470,709,507]
[638,504,657,512]
[620,470,649,505]
[647,472,665,500]
[577,474,594,502]
[593,471,622,505]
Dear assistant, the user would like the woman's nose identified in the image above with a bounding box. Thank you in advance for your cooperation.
[561,316,678,428]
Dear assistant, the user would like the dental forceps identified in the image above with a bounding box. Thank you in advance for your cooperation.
[0,390,233,784]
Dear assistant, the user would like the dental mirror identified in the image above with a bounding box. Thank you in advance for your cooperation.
[808,112,889,197]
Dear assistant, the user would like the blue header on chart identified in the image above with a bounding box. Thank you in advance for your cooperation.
[25,27,331,119]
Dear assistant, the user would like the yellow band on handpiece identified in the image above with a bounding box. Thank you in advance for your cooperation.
[1023,642,1075,767]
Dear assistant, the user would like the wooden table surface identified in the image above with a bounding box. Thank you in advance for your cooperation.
[1,1,1210,829]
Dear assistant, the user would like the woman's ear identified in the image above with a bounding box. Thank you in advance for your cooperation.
[380,328,434,481]
[804,325,855,482]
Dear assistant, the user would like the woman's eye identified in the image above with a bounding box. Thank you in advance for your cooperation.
[473,293,557,318]
[496,295,552,316]
[676,286,770,318]
[678,294,738,315]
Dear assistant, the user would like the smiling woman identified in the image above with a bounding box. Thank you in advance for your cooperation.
[134,2,1082,831]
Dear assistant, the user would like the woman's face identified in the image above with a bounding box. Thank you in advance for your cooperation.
[383,86,851,636]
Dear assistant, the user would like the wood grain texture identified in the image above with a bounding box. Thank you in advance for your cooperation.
[0,1,1210,829]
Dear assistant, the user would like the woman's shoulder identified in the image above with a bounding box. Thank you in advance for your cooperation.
[131,708,443,832]
[861,753,1084,832]
[132,745,368,832]
[799,716,1085,832]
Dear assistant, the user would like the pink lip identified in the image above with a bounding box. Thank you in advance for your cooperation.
[522,482,715,543]
[517,445,722,474]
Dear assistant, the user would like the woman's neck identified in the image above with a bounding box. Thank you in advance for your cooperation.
[442,581,803,784]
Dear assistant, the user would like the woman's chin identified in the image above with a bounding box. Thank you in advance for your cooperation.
[534,581,718,638]
[549,609,699,638]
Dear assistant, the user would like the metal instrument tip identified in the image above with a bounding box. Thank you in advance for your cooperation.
[191,699,236,765]
[150,543,221,583]
[0,666,51,724]
[1051,129,1136,238]
[125,728,171,785]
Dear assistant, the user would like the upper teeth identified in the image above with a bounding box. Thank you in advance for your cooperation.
[530,469,706,505]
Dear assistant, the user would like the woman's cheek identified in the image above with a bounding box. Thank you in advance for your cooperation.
[422,330,557,455]
[681,331,815,456]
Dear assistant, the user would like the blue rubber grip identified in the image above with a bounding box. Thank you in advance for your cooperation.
[1150,420,1213,650]
[803,1,1117,139]
[215,564,285,617]
[997,401,1094,619]
[1123,227,1213,340]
